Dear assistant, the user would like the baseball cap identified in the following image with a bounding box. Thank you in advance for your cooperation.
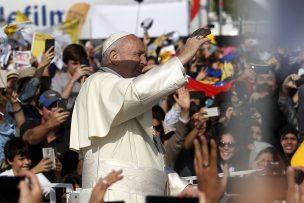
[38,90,61,108]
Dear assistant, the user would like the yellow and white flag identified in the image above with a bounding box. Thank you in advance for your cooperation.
[3,21,34,47]
[60,18,80,43]
[15,11,29,23]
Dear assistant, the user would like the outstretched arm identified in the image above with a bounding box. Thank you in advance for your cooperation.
[89,170,123,203]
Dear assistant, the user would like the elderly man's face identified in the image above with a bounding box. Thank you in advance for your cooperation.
[116,35,147,78]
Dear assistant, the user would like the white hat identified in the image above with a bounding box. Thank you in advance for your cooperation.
[102,32,132,55]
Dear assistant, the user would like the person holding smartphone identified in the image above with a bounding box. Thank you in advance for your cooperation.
[0,137,51,198]
[51,44,93,110]
[21,90,77,183]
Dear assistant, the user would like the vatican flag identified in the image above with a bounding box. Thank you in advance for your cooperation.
[3,21,34,47]
[60,18,80,43]
[15,11,29,23]
[3,24,18,37]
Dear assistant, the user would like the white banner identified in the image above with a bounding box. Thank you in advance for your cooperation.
[0,0,189,39]
[0,0,95,38]
[91,1,189,38]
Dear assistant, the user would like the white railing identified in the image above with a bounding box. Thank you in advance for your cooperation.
[41,183,76,203]
[182,169,259,184]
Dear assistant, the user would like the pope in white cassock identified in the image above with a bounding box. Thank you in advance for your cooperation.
[69,31,210,203]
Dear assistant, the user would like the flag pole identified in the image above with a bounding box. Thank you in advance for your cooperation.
[134,0,144,36]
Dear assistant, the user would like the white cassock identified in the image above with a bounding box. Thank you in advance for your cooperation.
[70,58,189,203]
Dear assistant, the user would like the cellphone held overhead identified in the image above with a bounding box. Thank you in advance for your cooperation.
[45,39,55,52]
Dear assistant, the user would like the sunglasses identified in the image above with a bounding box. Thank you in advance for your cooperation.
[219,141,235,148]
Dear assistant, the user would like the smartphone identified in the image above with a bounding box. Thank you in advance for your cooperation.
[70,191,81,203]
[146,196,198,203]
[80,57,90,67]
[45,39,55,52]
[190,28,211,38]
[57,98,67,111]
[189,91,205,100]
[42,147,56,169]
[250,64,272,74]
[0,176,25,202]
[204,107,220,118]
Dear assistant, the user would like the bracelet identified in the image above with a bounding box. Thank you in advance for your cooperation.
[12,108,22,114]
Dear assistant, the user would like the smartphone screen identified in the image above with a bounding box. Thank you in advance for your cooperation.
[80,57,90,67]
[250,64,272,74]
[42,147,56,169]
[57,98,67,111]
[45,39,55,52]
[189,91,205,100]
[204,107,220,118]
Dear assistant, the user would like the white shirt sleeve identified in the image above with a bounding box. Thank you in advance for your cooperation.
[37,173,52,197]
[164,104,181,127]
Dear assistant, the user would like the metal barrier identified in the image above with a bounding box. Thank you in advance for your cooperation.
[182,169,259,185]
[44,170,259,202]
[41,183,73,203]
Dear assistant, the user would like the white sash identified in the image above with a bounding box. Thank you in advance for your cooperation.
[82,158,167,196]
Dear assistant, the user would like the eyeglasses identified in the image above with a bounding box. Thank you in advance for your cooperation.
[219,141,235,148]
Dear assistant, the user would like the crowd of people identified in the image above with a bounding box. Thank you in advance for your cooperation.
[0,22,303,202]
